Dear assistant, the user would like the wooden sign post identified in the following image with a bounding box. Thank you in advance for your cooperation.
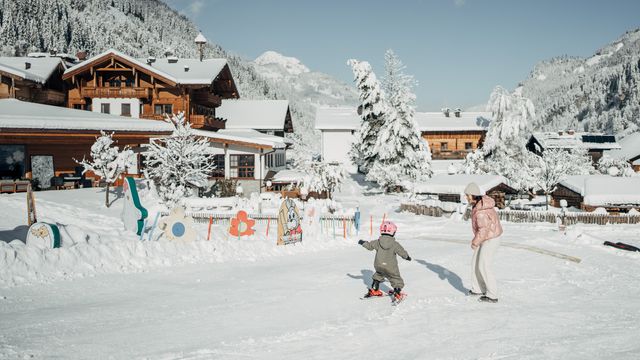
[26,184,37,226]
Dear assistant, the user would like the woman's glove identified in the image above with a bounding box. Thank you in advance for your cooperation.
[358,240,365,245]
[406,256,412,261]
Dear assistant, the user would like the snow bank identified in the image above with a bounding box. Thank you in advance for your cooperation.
[0,187,354,288]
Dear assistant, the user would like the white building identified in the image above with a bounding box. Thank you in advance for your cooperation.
[314,106,491,174]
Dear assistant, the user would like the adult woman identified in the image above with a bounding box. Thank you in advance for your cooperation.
[465,182,503,303]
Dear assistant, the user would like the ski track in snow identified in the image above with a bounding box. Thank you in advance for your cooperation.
[1,181,639,359]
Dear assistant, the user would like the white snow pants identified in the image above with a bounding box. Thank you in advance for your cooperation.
[471,236,501,299]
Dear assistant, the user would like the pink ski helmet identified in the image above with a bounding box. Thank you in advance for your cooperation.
[380,221,397,235]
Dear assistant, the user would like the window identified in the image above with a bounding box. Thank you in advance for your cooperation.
[440,142,448,151]
[125,79,134,87]
[211,155,225,177]
[230,155,254,178]
[73,104,84,110]
[109,79,121,87]
[101,103,110,114]
[154,104,173,115]
[465,142,473,150]
[121,103,131,117]
[0,145,26,179]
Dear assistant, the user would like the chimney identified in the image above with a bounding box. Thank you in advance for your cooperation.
[442,108,450,117]
[184,65,190,72]
[567,129,575,135]
[25,62,31,70]
[167,56,178,64]
[558,131,564,136]
[195,32,207,62]
[76,51,87,61]
[146,56,156,65]
[454,108,461,118]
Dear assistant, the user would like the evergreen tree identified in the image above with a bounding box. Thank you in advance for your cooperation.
[144,113,216,207]
[347,59,387,173]
[366,50,432,191]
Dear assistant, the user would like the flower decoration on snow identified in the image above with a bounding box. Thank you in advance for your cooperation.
[158,206,197,241]
[229,210,256,237]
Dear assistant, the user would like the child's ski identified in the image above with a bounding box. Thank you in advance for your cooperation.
[391,293,407,306]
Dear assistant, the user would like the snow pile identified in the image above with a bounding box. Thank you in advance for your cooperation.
[0,189,354,287]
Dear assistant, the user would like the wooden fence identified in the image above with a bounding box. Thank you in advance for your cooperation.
[400,203,640,225]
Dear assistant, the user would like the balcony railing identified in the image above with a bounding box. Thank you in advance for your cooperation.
[191,92,222,108]
[189,114,226,130]
[432,150,472,160]
[80,86,151,99]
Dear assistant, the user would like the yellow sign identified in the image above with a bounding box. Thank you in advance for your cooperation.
[277,199,303,245]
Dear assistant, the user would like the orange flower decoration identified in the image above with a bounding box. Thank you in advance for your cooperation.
[230,210,256,237]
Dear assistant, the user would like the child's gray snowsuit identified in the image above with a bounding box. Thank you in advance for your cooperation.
[361,234,410,289]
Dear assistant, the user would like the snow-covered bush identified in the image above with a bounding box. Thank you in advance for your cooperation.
[76,131,134,207]
[302,161,346,198]
[596,155,635,177]
[144,113,216,207]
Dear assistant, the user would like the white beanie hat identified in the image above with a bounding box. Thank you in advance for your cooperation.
[464,182,483,196]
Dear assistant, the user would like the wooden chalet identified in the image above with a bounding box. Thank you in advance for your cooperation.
[62,49,238,130]
[0,57,66,106]
[604,132,640,172]
[527,131,621,163]
[0,99,173,189]
[415,109,491,160]
[414,174,517,209]
[552,175,640,213]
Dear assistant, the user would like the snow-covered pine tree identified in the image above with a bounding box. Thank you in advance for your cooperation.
[347,59,387,173]
[76,131,134,208]
[479,86,537,188]
[144,113,216,207]
[366,50,432,191]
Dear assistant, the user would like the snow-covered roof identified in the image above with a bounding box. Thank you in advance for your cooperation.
[0,57,64,84]
[583,177,640,206]
[315,107,492,132]
[192,128,288,149]
[0,99,173,133]
[217,100,290,130]
[558,175,611,195]
[271,169,306,183]
[415,112,491,131]
[605,132,640,161]
[531,132,621,150]
[413,174,510,195]
[63,49,227,85]
[315,107,360,130]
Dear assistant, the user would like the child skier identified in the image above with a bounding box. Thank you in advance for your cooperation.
[358,221,411,301]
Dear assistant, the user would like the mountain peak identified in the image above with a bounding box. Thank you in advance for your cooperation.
[254,51,310,75]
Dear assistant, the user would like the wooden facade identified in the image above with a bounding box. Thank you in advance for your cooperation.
[551,184,583,209]
[0,129,170,188]
[62,52,238,131]
[422,130,485,160]
[0,62,66,106]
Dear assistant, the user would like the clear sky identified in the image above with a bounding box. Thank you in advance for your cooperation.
[165,0,640,111]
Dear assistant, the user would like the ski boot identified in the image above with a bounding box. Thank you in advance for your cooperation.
[364,280,384,298]
[468,290,484,296]
[392,288,406,303]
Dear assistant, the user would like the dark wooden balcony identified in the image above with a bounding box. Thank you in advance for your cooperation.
[80,86,151,99]
[190,114,226,130]
[191,91,222,108]
[432,150,471,160]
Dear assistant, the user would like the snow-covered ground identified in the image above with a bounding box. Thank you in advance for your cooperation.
[1,176,639,359]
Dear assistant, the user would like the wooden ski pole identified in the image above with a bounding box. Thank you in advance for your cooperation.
[266,217,271,237]
[343,216,346,239]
